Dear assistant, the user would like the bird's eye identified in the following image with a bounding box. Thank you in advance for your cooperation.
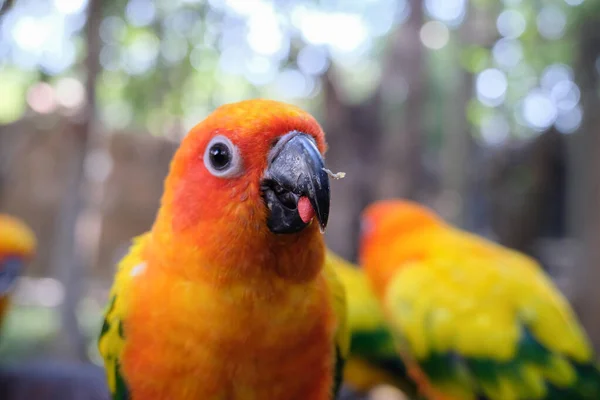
[203,135,242,178]
[209,143,230,170]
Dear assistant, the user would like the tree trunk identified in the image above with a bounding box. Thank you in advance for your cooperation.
[438,3,495,229]
[323,71,381,262]
[0,0,15,18]
[377,0,425,200]
[438,48,473,226]
[488,130,565,256]
[49,0,102,360]
[570,17,600,351]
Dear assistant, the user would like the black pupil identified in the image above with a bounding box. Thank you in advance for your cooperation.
[209,143,231,170]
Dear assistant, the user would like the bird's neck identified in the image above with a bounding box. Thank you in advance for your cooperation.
[147,211,325,289]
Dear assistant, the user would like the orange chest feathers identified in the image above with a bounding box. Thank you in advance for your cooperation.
[121,264,337,400]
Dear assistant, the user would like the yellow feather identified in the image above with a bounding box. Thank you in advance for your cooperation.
[385,237,592,365]
[98,233,148,394]
[326,250,418,396]
[541,355,576,387]
[322,251,351,362]
[326,251,386,335]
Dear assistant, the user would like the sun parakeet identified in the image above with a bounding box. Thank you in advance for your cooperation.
[359,199,600,400]
[98,99,349,400]
[0,214,36,329]
[326,250,417,397]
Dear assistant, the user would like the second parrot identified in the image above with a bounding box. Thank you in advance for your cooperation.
[359,199,600,400]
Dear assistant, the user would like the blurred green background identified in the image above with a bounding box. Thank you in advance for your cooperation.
[0,0,599,398]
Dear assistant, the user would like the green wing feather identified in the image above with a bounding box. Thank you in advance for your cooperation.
[99,293,130,400]
[413,328,600,400]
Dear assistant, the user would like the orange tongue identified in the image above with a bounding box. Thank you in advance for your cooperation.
[298,196,315,223]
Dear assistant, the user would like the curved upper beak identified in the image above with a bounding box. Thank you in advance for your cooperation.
[262,131,330,234]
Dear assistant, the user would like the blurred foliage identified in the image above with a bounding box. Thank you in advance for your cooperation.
[0,0,591,143]
[0,307,59,362]
[0,302,104,363]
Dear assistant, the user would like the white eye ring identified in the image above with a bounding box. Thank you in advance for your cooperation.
[203,135,243,178]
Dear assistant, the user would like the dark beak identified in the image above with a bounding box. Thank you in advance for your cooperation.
[261,131,330,234]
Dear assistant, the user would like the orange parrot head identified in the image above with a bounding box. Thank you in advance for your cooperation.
[358,200,441,292]
[152,99,331,281]
[360,200,440,248]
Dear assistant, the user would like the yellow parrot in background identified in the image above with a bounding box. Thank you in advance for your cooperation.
[358,199,600,400]
[0,214,36,330]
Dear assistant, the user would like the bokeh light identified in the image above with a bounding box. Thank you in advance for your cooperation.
[246,3,288,57]
[27,82,57,114]
[541,64,574,91]
[555,105,583,133]
[424,0,467,27]
[55,77,86,110]
[123,31,160,75]
[125,0,156,27]
[16,277,65,307]
[297,45,330,76]
[492,38,523,70]
[54,0,88,15]
[85,149,114,183]
[480,114,510,146]
[294,6,369,54]
[551,81,580,111]
[274,69,311,100]
[496,10,526,39]
[420,21,450,50]
[244,56,277,86]
[521,89,557,131]
[363,0,400,36]
[537,6,566,40]
[476,68,507,107]
[161,34,189,64]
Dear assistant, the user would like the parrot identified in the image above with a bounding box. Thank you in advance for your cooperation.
[326,250,418,397]
[0,214,36,330]
[98,99,349,400]
[358,199,600,400]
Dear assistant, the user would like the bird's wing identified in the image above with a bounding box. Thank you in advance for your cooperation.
[384,252,600,400]
[328,250,417,395]
[323,251,350,397]
[98,233,149,400]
